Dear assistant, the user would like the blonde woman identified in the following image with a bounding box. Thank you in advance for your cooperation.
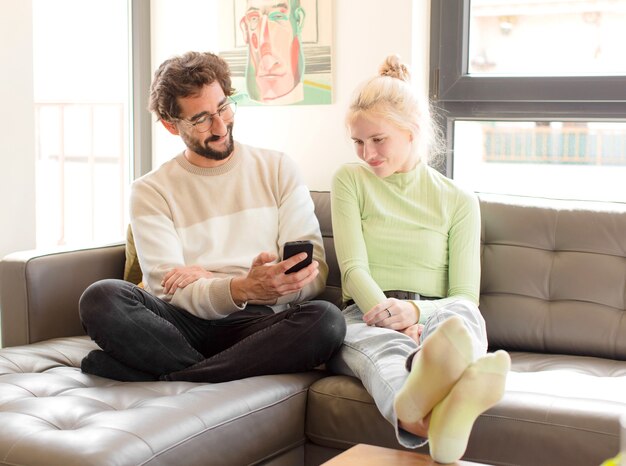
[329,55,510,463]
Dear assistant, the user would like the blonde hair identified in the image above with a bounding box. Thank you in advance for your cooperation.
[346,55,444,167]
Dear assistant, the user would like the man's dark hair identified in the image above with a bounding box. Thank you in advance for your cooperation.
[149,51,235,122]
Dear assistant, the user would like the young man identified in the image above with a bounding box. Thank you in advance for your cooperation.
[79,51,345,383]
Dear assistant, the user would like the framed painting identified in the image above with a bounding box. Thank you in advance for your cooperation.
[219,0,332,106]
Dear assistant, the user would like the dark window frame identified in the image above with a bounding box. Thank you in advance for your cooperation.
[429,0,626,178]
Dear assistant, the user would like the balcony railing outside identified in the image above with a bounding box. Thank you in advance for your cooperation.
[483,125,626,166]
[35,102,128,247]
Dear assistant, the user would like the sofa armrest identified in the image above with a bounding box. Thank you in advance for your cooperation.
[1,243,125,347]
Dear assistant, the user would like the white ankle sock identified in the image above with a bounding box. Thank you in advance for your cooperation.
[394,316,474,424]
[428,350,511,464]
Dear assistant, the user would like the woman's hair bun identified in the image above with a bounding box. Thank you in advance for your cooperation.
[379,55,411,82]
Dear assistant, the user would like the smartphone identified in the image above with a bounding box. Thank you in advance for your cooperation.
[283,240,314,274]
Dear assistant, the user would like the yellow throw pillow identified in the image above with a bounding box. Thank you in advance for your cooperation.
[123,224,143,286]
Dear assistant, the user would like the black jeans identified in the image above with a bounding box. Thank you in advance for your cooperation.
[79,279,346,382]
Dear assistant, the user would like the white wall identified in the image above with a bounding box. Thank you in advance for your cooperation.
[0,0,36,259]
[151,0,430,190]
[0,0,431,259]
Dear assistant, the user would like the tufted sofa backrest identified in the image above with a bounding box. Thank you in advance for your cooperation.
[2,191,625,359]
[478,194,626,359]
[310,191,343,309]
[311,191,626,360]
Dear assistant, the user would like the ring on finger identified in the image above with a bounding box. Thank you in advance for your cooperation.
[386,308,392,318]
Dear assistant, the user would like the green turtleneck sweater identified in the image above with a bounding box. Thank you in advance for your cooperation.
[330,162,481,324]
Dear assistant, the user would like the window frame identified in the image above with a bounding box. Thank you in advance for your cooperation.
[429,0,626,178]
[131,0,153,179]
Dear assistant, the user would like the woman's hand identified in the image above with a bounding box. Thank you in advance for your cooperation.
[162,265,213,295]
[401,323,424,344]
[362,298,420,331]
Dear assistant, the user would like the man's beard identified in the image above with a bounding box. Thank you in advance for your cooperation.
[185,123,234,161]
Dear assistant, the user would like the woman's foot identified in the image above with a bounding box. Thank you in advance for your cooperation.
[428,350,511,464]
[394,316,474,424]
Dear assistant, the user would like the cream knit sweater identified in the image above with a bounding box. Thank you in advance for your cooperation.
[130,142,327,319]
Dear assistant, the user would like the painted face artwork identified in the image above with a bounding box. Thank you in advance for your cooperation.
[349,114,417,178]
[240,0,305,103]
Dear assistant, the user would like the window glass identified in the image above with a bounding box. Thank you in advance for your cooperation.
[453,121,626,202]
[469,0,626,76]
[33,0,131,247]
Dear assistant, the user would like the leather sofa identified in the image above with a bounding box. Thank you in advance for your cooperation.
[1,191,625,466]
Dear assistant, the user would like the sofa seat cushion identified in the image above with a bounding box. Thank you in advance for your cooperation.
[306,374,421,453]
[0,336,323,466]
[306,351,626,466]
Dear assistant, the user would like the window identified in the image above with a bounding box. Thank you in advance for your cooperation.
[32,0,152,248]
[430,0,626,202]
[468,0,626,76]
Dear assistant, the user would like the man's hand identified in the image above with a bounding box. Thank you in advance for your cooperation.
[363,298,420,331]
[230,251,319,306]
[162,265,213,295]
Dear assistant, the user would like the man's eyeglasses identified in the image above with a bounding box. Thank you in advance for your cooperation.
[177,100,237,133]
